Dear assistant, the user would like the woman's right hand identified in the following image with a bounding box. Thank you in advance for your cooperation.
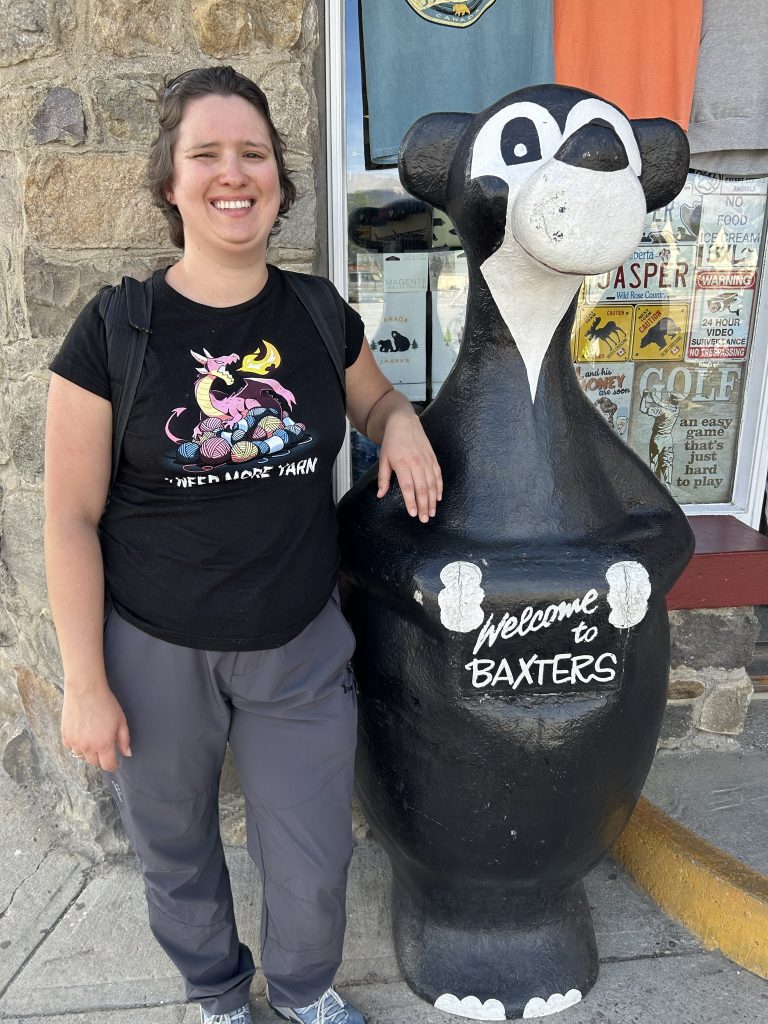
[61,679,132,772]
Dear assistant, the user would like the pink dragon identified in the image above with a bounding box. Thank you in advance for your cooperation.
[165,349,296,443]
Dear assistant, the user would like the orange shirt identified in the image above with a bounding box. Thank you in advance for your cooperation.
[554,0,703,130]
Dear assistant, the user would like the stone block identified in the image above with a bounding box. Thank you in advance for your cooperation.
[252,0,306,48]
[3,335,62,379]
[0,0,56,67]
[90,0,185,56]
[36,609,63,684]
[33,86,85,145]
[0,601,17,647]
[0,153,25,249]
[191,0,308,56]
[696,666,754,736]
[191,0,254,56]
[1,725,43,785]
[657,701,695,748]
[8,375,47,484]
[92,77,161,147]
[669,607,760,671]
[1,490,46,597]
[0,83,42,150]
[274,169,315,250]
[667,674,705,700]
[263,62,312,154]
[14,665,126,852]
[0,381,12,465]
[25,153,167,249]
[24,250,170,339]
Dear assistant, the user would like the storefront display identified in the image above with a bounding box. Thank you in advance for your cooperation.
[347,169,768,511]
[342,0,768,522]
[574,173,766,506]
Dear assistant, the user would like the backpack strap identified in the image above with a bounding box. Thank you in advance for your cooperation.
[283,271,347,396]
[99,275,154,493]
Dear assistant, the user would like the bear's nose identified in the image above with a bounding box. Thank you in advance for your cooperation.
[555,120,629,172]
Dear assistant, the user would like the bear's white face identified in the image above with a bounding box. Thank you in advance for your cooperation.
[468,97,648,400]
[470,97,646,276]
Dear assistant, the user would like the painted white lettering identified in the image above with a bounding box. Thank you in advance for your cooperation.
[591,652,618,683]
[465,659,495,688]
[570,654,595,685]
[464,651,620,691]
[551,653,572,685]
[492,659,517,688]
[472,587,600,656]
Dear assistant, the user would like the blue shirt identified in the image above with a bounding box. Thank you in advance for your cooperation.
[360,0,555,166]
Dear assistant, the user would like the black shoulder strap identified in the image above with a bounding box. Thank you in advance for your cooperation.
[283,271,347,396]
[99,275,153,492]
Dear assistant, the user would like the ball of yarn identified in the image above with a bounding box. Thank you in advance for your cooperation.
[178,441,201,461]
[274,428,291,445]
[199,416,225,432]
[231,441,259,463]
[254,440,271,455]
[231,428,246,442]
[284,423,303,437]
[198,431,217,442]
[251,425,267,440]
[199,436,231,465]
[258,415,282,436]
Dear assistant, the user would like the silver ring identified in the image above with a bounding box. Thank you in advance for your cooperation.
[68,751,86,759]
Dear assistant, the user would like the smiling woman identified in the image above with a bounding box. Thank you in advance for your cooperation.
[161,93,283,299]
[43,64,442,1024]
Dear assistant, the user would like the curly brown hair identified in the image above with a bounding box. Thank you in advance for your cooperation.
[146,66,297,249]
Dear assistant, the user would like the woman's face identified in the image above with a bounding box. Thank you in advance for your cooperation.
[166,93,282,262]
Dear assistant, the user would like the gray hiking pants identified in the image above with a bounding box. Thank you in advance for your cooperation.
[102,592,357,1015]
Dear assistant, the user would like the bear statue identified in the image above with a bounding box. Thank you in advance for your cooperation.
[338,84,694,1020]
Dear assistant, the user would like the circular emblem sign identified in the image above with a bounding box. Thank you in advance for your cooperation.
[405,0,498,28]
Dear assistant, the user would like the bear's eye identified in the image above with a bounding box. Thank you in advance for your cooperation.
[500,118,542,166]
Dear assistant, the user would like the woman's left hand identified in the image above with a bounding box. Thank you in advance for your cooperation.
[346,340,443,523]
[378,407,443,523]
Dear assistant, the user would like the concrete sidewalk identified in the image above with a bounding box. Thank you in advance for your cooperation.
[2,759,768,1024]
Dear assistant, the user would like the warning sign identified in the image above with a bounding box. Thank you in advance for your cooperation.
[687,269,757,360]
[574,305,634,362]
[631,304,688,361]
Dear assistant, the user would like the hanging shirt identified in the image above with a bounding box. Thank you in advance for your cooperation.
[360,0,554,167]
[50,267,364,651]
[554,0,702,130]
[687,0,768,175]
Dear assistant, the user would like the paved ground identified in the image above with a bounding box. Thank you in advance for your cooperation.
[2,763,768,1024]
[644,697,768,875]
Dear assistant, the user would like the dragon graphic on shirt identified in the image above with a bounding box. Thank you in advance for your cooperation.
[164,342,312,472]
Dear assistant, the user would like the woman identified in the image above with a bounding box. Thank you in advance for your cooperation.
[44,66,442,1024]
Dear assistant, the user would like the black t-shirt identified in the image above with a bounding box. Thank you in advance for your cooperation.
[50,266,365,650]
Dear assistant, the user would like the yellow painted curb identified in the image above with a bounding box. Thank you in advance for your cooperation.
[614,795,768,979]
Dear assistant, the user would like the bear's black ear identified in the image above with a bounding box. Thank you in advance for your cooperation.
[633,118,690,213]
[398,111,472,212]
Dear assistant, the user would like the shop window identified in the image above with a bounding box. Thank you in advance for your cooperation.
[343,0,768,516]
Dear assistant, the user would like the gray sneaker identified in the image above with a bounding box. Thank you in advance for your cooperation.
[269,986,366,1024]
[200,1004,252,1024]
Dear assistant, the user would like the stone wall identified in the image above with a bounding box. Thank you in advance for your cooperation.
[660,607,759,748]
[0,0,322,851]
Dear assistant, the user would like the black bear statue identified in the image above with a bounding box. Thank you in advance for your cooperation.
[338,85,694,1020]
